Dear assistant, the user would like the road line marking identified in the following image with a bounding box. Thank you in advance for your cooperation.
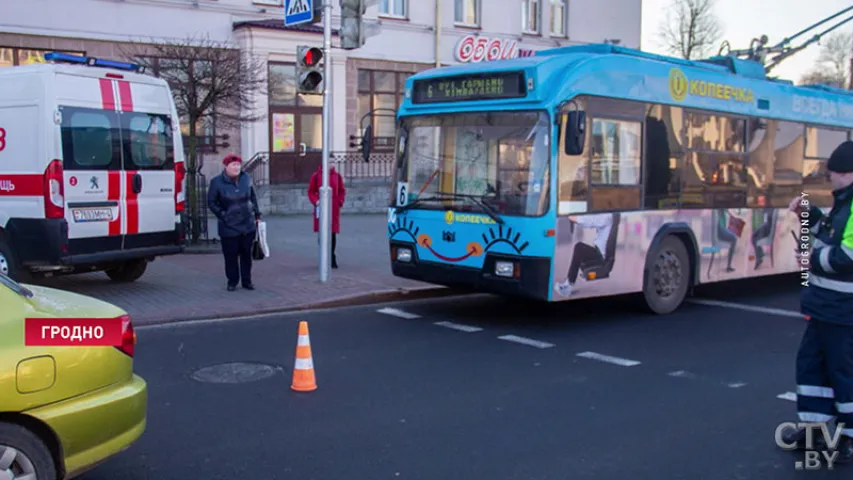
[778,392,797,402]
[669,370,747,388]
[576,351,640,366]
[688,299,804,319]
[377,307,420,319]
[498,335,555,349]
[434,321,482,333]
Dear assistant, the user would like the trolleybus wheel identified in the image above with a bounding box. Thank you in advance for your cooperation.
[642,235,690,315]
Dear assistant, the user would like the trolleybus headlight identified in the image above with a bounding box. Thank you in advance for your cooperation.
[397,248,412,262]
[495,261,514,277]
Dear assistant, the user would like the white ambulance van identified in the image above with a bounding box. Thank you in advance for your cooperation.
[0,52,186,282]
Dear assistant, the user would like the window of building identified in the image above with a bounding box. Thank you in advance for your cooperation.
[550,0,567,36]
[455,0,479,26]
[0,47,85,68]
[379,0,407,17]
[522,0,540,34]
[357,69,410,150]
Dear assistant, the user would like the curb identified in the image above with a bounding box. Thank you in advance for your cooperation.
[135,285,463,327]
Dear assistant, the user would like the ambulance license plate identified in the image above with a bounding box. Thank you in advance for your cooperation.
[72,208,113,223]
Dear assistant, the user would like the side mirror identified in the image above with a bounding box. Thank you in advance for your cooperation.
[361,124,373,163]
[563,110,586,156]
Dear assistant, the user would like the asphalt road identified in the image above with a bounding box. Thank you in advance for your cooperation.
[79,273,843,480]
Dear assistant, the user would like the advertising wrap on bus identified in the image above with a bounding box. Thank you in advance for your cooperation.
[386,43,852,314]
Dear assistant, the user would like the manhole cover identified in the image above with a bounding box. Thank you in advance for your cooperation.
[191,362,278,384]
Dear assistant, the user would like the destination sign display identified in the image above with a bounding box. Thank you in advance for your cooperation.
[411,71,526,104]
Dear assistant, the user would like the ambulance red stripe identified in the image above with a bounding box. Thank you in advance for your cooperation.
[117,81,133,112]
[125,171,139,235]
[99,79,116,111]
[108,171,121,236]
[0,174,44,196]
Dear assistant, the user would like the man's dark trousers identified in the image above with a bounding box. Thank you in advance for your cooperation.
[796,318,853,436]
[221,232,254,287]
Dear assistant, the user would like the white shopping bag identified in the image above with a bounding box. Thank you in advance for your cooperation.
[257,220,270,258]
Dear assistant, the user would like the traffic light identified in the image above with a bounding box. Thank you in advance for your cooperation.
[339,0,367,50]
[296,45,323,94]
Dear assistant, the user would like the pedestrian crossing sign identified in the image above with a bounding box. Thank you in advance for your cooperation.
[285,0,313,26]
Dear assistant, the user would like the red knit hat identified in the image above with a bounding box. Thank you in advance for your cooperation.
[222,154,242,166]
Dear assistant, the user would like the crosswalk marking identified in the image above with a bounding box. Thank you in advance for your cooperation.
[778,392,797,402]
[434,321,482,333]
[576,351,640,366]
[498,335,555,349]
[376,307,421,319]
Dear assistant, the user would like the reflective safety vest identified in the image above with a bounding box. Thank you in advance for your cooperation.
[801,182,853,325]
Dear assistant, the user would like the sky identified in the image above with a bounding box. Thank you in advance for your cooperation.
[640,0,853,83]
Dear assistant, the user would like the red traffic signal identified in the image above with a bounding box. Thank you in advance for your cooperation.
[299,46,323,67]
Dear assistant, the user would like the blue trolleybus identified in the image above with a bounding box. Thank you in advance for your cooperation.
[383,43,853,314]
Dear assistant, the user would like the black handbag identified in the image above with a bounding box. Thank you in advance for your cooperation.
[252,229,265,261]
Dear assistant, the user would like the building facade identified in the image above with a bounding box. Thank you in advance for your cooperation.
[1,0,642,184]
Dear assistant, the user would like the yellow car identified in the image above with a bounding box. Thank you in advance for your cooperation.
[0,273,147,479]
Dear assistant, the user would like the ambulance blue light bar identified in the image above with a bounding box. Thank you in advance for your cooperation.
[43,52,147,74]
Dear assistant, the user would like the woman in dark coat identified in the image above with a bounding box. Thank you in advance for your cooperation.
[207,154,262,291]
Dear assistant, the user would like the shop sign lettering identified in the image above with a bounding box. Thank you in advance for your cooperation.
[454,34,536,63]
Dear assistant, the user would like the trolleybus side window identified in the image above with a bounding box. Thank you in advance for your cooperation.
[644,104,684,210]
[681,111,748,209]
[762,120,806,208]
[804,125,846,207]
[587,117,642,211]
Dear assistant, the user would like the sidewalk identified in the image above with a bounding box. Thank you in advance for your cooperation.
[30,214,447,325]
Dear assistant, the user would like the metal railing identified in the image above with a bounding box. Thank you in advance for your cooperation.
[243,151,269,186]
[184,171,211,244]
[331,151,394,182]
[243,150,394,186]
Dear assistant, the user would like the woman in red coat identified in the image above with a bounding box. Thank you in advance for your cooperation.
[308,164,346,268]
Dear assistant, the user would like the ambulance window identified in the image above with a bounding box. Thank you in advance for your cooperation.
[123,113,174,170]
[60,107,120,171]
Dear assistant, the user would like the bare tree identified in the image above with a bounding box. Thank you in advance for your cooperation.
[658,0,724,60]
[798,32,852,89]
[119,35,267,243]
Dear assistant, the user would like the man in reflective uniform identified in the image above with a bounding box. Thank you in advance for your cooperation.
[782,141,853,460]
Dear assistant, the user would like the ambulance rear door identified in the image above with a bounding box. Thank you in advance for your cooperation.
[56,72,124,256]
[116,77,178,249]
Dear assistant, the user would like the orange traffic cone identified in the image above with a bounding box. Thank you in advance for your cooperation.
[291,321,317,392]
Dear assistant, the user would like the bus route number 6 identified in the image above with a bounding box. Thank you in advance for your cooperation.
[397,182,408,206]
[0,127,6,152]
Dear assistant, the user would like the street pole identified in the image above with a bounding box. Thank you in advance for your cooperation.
[319,0,332,282]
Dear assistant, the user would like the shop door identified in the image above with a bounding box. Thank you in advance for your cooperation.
[269,109,324,183]
[268,62,325,183]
